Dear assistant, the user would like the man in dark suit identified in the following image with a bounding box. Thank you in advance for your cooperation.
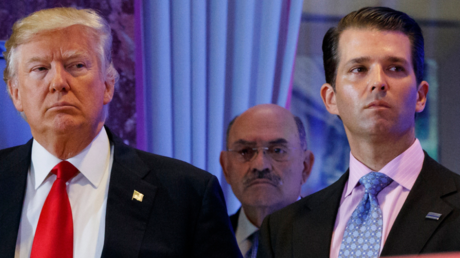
[0,7,241,258]
[258,7,460,258]
[220,104,314,257]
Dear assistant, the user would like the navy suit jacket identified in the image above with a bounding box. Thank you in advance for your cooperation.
[0,129,242,258]
[230,208,241,233]
[258,153,460,257]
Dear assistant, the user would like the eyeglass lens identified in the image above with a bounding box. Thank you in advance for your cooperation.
[237,146,289,162]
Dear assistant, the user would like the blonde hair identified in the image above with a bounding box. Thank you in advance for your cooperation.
[3,7,119,95]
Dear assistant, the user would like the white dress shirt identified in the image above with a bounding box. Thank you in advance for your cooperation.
[15,127,113,258]
[330,139,424,258]
[235,207,259,256]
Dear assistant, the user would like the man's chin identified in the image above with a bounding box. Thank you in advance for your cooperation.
[244,197,283,211]
[243,186,280,203]
[45,116,87,135]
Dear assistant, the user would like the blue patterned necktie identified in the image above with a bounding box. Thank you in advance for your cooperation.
[245,230,259,258]
[339,172,393,258]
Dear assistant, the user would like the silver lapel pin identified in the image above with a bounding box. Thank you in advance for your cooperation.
[426,212,442,220]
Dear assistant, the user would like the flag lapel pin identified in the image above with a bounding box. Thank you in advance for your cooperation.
[132,190,144,202]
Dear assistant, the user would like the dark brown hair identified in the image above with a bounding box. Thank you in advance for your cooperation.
[322,6,425,89]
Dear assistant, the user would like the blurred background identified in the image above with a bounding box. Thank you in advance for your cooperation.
[0,0,459,215]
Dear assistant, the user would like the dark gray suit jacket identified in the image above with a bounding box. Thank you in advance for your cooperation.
[0,129,242,258]
[258,153,460,257]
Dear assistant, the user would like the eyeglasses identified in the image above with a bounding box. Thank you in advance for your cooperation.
[227,146,292,162]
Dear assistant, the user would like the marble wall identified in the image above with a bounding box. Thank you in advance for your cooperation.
[0,0,137,146]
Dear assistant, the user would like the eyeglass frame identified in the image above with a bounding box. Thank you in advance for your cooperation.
[226,145,299,162]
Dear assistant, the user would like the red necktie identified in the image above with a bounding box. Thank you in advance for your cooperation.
[31,161,78,258]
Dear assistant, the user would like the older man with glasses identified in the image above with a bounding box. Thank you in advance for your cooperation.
[220,104,315,258]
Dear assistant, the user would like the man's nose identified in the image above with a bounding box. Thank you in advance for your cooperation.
[369,67,388,92]
[251,148,271,171]
[49,65,70,93]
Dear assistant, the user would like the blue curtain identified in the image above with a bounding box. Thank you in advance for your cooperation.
[0,41,32,149]
[136,0,304,214]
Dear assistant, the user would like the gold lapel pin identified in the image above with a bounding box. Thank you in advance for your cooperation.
[132,190,144,202]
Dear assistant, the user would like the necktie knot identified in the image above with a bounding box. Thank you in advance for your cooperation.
[52,161,78,182]
[359,172,393,196]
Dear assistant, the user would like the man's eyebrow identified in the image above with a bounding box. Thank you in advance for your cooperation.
[346,56,409,66]
[25,51,89,65]
[62,50,89,60]
[386,56,409,64]
[268,139,288,145]
[232,140,256,146]
[346,57,371,65]
[25,56,50,64]
[231,139,289,146]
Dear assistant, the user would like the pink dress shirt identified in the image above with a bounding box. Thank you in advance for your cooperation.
[330,139,425,258]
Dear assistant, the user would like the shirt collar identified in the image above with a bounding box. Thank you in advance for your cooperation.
[345,139,424,197]
[235,207,259,245]
[31,127,111,190]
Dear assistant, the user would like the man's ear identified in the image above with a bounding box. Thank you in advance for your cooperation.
[320,83,339,115]
[220,151,231,184]
[103,77,115,105]
[415,81,429,113]
[8,80,24,112]
[301,150,314,184]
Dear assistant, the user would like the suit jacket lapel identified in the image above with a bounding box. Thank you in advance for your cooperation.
[101,132,157,258]
[229,208,240,233]
[293,171,349,257]
[0,140,31,258]
[381,154,456,256]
